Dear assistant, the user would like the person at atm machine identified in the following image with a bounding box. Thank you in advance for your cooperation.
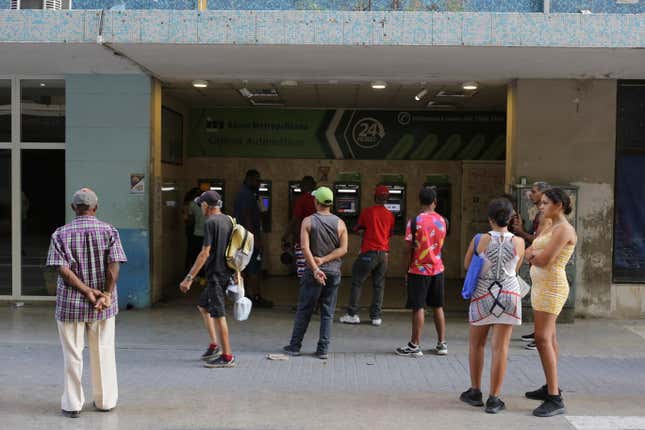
[396,187,449,357]
[281,176,317,280]
[339,185,395,326]
[233,169,273,308]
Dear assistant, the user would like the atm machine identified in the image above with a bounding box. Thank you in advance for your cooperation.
[333,179,361,232]
[258,180,272,233]
[379,176,407,234]
[288,180,303,216]
[198,178,225,209]
[423,175,451,234]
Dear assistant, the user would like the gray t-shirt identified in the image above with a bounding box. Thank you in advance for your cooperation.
[307,212,342,275]
[202,214,234,278]
[190,201,206,237]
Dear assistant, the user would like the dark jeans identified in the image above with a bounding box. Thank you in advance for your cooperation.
[347,251,388,319]
[288,270,341,354]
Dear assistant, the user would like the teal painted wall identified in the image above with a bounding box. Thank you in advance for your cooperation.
[65,74,152,309]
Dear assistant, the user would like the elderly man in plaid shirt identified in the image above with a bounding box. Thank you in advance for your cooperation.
[46,188,127,418]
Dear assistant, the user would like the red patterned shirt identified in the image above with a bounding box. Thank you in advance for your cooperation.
[405,211,446,276]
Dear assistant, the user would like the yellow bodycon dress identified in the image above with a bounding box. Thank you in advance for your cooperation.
[530,232,575,315]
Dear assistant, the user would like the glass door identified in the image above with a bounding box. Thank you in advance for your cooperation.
[0,77,65,299]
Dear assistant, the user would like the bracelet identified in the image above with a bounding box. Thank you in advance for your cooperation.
[314,268,322,275]
[185,274,194,281]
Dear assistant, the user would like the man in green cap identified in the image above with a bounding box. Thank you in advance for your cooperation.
[283,186,348,359]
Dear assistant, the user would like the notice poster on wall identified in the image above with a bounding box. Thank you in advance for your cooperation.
[188,108,505,160]
[130,174,145,194]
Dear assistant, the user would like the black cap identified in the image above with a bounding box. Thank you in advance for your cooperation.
[194,190,222,207]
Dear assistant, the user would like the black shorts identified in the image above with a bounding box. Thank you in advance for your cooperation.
[197,274,230,318]
[406,273,445,310]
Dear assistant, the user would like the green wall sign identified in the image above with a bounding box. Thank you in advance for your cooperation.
[188,109,505,160]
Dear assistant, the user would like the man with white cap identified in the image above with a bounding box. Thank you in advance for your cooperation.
[46,188,127,418]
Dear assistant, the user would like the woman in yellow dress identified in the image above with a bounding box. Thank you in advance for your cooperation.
[525,188,577,418]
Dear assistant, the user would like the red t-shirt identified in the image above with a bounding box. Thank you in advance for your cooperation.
[293,193,316,244]
[405,211,446,276]
[355,205,395,253]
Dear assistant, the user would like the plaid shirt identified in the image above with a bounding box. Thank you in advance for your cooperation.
[46,216,127,322]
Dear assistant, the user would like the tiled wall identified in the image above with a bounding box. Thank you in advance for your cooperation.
[7,0,643,13]
[1,9,643,47]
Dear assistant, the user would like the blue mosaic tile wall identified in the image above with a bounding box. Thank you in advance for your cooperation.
[8,0,638,12]
[551,0,644,13]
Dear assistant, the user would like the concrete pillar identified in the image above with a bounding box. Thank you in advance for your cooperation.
[66,74,152,309]
[150,79,163,304]
[506,79,617,317]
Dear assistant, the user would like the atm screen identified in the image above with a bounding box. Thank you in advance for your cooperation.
[261,196,270,210]
[337,198,356,214]
[385,203,401,213]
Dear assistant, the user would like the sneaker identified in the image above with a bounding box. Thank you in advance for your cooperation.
[371,318,382,326]
[521,332,535,342]
[315,351,329,360]
[282,345,301,356]
[200,345,221,361]
[339,314,360,324]
[459,388,484,407]
[485,396,506,414]
[435,341,448,355]
[252,295,274,308]
[525,385,562,401]
[533,395,566,417]
[395,342,423,357]
[525,341,537,350]
[204,355,236,368]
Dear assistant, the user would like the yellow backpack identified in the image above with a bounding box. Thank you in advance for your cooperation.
[225,216,255,272]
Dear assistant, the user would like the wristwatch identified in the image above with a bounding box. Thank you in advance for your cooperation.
[185,274,194,281]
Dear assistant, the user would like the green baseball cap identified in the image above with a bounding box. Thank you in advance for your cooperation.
[312,186,334,206]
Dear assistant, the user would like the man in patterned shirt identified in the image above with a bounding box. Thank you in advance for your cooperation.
[46,188,127,418]
[395,187,448,358]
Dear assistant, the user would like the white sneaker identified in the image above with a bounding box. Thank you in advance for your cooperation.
[339,314,360,324]
[371,318,382,326]
[435,341,448,356]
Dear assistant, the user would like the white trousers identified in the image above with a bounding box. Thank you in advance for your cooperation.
[56,317,118,412]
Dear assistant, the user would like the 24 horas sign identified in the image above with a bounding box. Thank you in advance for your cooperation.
[188,108,505,160]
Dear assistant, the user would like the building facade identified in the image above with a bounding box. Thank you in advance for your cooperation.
[1,0,644,317]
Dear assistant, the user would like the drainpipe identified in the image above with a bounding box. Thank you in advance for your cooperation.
[543,0,550,14]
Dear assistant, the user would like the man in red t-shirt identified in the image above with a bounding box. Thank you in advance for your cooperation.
[395,187,448,357]
[339,185,395,326]
[282,176,317,279]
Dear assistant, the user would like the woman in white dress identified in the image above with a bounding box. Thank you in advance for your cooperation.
[460,198,525,414]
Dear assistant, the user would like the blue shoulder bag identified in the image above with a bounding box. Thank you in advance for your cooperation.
[461,234,484,300]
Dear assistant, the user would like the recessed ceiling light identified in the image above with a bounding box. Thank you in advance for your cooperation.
[39,82,46,87]
[192,80,208,88]
[462,81,478,91]
[280,80,298,87]
[415,89,428,101]
[371,80,387,90]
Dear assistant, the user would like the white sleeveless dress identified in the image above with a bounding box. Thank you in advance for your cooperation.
[469,231,522,326]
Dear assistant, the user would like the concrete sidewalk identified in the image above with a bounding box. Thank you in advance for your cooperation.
[1,303,645,430]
